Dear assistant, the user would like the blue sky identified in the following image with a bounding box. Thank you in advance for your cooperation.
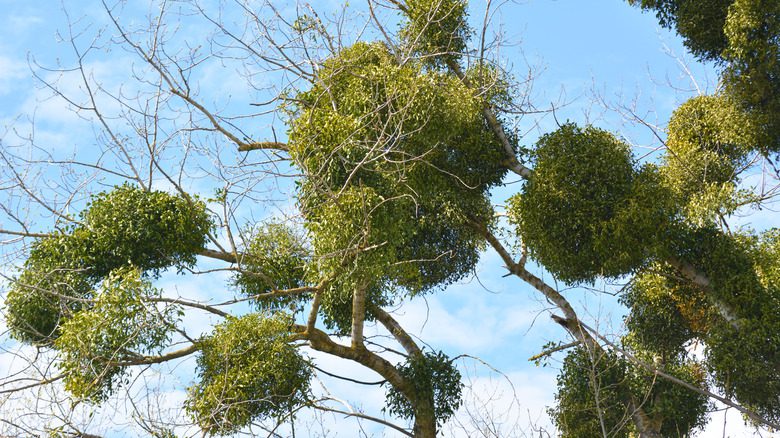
[0,0,777,437]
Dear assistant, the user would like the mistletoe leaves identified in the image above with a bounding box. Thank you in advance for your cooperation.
[186,313,311,435]
[509,123,673,284]
[55,267,179,402]
[6,184,211,345]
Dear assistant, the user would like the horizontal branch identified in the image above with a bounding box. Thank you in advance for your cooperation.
[238,141,288,152]
[111,344,198,367]
[528,341,581,362]
[0,229,52,239]
[199,248,238,263]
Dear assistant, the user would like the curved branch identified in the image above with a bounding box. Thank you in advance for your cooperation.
[372,306,422,356]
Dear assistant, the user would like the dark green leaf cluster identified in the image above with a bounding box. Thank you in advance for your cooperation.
[5,184,212,344]
[186,313,311,435]
[400,0,469,66]
[722,0,780,153]
[290,42,507,331]
[54,267,177,402]
[621,270,702,357]
[510,123,674,284]
[81,183,212,276]
[385,350,462,426]
[234,222,310,312]
[628,0,731,61]
[550,347,709,438]
[632,0,780,152]
[549,348,633,438]
[674,228,780,422]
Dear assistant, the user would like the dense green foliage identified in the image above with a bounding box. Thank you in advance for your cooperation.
[186,313,311,435]
[621,269,702,357]
[234,222,310,311]
[289,41,507,332]
[5,185,211,344]
[55,267,178,402]
[510,123,672,283]
[81,183,212,276]
[631,0,780,152]
[676,229,780,421]
[550,347,709,438]
[6,0,780,435]
[385,350,463,426]
[662,94,758,224]
[5,231,94,344]
[550,348,633,438]
[629,0,731,61]
[722,0,780,152]
[400,0,469,65]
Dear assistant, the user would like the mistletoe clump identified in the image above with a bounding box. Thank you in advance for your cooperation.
[82,183,212,277]
[186,313,311,435]
[55,267,178,402]
[722,0,780,152]
[674,228,780,422]
[621,269,706,356]
[400,0,469,66]
[5,231,94,344]
[551,346,709,438]
[384,350,463,426]
[629,0,731,61]
[234,222,310,312]
[289,42,508,330]
[5,184,212,344]
[662,94,760,224]
[510,123,674,284]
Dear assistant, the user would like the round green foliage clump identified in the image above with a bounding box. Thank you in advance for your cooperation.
[662,95,760,223]
[511,123,672,284]
[5,231,94,344]
[549,348,633,438]
[385,350,462,426]
[723,0,780,153]
[628,0,731,61]
[186,313,311,435]
[673,227,766,318]
[400,0,469,66]
[672,227,780,421]
[234,223,310,312]
[551,346,710,437]
[621,270,699,356]
[55,267,177,402]
[82,183,212,276]
[5,184,212,345]
[630,354,711,437]
[290,42,505,307]
[706,315,780,424]
[664,95,756,186]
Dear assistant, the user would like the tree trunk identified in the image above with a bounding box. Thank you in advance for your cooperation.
[412,403,437,438]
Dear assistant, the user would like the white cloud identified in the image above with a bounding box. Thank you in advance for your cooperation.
[0,55,26,96]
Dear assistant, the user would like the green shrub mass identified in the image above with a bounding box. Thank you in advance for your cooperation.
[400,0,469,66]
[234,222,310,312]
[6,184,211,344]
[510,123,674,284]
[629,0,732,61]
[55,267,177,402]
[289,42,510,332]
[186,313,311,435]
[723,0,780,152]
[384,350,462,426]
[551,347,709,438]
